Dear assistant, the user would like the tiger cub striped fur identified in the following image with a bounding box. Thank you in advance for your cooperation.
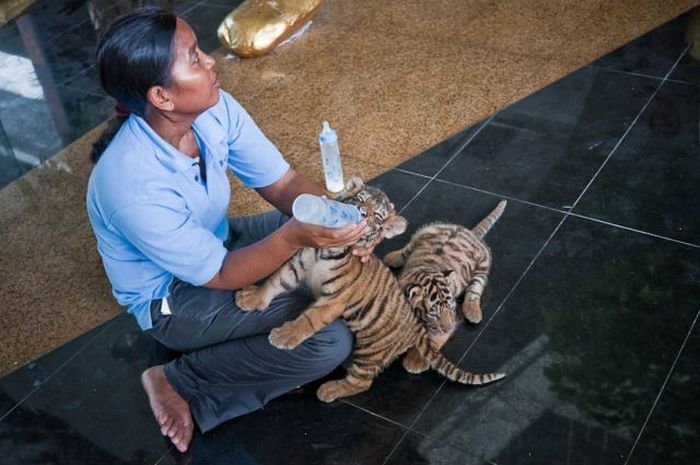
[384,201,506,374]
[235,178,505,403]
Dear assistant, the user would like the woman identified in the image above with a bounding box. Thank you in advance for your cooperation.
[87,7,371,453]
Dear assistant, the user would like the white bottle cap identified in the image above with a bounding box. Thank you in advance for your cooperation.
[319,121,337,143]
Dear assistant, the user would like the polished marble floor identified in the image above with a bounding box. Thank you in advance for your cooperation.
[1,0,700,464]
[0,0,236,189]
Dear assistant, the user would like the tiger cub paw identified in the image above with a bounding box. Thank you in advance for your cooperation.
[268,321,306,350]
[383,250,405,268]
[317,380,364,403]
[316,381,343,403]
[235,285,270,311]
[463,300,483,324]
[402,350,430,374]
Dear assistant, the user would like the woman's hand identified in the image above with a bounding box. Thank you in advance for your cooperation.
[280,218,368,250]
[351,243,375,263]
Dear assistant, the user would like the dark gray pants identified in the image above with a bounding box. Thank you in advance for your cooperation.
[148,211,353,433]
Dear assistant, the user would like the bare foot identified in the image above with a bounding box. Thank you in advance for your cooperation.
[141,365,193,453]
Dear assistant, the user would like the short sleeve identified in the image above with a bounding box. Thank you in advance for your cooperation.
[220,91,290,187]
[109,203,227,286]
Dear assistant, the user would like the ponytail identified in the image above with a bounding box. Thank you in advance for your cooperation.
[90,7,176,163]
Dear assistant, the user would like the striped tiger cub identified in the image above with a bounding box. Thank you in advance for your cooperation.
[383,200,507,374]
[235,177,505,403]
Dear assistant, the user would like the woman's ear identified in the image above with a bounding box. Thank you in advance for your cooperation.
[146,85,175,112]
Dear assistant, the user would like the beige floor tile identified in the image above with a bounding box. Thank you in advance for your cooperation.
[215,0,382,100]
[0,123,121,374]
[235,33,577,169]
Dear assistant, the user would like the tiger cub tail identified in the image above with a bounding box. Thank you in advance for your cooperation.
[414,334,506,385]
[471,200,507,239]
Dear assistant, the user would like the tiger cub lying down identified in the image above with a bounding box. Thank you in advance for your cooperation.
[235,177,505,403]
[384,200,507,375]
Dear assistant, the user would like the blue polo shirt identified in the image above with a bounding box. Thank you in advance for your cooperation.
[86,90,289,330]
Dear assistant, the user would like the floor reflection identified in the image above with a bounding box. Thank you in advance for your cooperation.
[0,0,213,190]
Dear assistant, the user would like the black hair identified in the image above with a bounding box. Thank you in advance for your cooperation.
[90,7,177,163]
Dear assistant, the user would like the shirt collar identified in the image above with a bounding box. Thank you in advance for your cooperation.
[127,113,201,173]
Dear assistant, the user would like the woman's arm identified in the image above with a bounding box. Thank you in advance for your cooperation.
[255,168,321,216]
[255,168,376,262]
[203,216,366,290]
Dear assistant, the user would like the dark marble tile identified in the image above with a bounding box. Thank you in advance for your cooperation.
[0,90,63,171]
[668,7,700,86]
[410,216,700,464]
[0,123,27,189]
[575,81,700,245]
[368,168,430,213]
[669,47,700,86]
[181,3,234,53]
[0,160,25,190]
[438,67,658,209]
[386,431,491,465]
[396,122,485,178]
[0,314,171,465]
[181,395,408,465]
[0,405,157,465]
[38,18,100,86]
[61,65,106,97]
[0,317,117,419]
[0,21,26,56]
[0,85,113,180]
[590,12,691,78]
[59,1,209,96]
[627,317,700,465]
[19,0,95,43]
[194,0,244,8]
[349,179,564,427]
[57,85,116,140]
[6,1,201,90]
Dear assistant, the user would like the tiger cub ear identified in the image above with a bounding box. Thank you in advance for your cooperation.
[442,269,458,287]
[407,285,422,304]
[334,177,365,200]
[383,214,408,239]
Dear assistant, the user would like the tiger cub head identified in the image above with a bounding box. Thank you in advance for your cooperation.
[337,177,407,249]
[406,270,458,335]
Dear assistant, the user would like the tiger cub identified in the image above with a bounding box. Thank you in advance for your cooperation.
[383,200,506,374]
[235,177,505,403]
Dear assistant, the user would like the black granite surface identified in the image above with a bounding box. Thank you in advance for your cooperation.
[1,3,699,465]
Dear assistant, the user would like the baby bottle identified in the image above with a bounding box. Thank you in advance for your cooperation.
[292,194,362,228]
[319,121,345,193]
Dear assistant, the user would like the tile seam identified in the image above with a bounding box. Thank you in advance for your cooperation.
[388,41,694,464]
[0,316,120,422]
[57,63,96,88]
[569,42,691,213]
[584,63,668,82]
[56,83,113,100]
[379,22,614,455]
[396,114,497,216]
[623,305,700,465]
[393,171,700,249]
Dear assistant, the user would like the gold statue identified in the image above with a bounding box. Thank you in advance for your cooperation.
[217,0,323,58]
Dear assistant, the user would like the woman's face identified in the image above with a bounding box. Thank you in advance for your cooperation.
[164,18,221,115]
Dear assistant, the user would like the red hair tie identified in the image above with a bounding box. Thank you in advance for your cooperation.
[115,102,130,123]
